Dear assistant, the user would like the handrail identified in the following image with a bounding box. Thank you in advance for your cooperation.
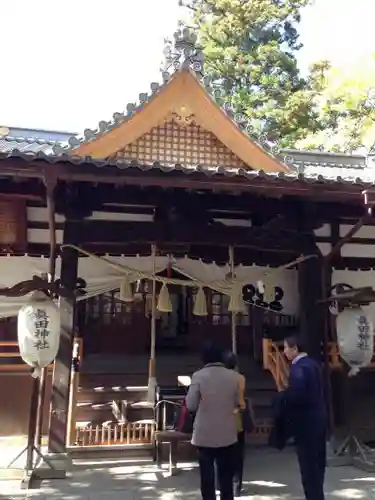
[327,341,375,369]
[263,339,375,382]
[262,339,289,391]
[0,340,54,371]
[0,338,83,372]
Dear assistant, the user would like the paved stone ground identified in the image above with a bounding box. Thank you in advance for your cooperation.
[1,446,375,499]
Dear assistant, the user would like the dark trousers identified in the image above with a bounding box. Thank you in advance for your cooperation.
[197,444,235,500]
[296,431,326,500]
[234,431,245,488]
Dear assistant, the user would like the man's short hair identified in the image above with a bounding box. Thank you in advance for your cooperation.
[223,351,238,370]
[202,342,223,365]
[284,335,304,352]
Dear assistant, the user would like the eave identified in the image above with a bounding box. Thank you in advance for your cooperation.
[0,152,371,205]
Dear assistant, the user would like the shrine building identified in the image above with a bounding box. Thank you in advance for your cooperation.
[0,28,375,466]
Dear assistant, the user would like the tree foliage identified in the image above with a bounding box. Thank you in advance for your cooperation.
[183,0,321,147]
[182,1,375,153]
[295,55,375,153]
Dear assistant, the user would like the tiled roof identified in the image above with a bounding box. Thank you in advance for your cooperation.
[1,26,371,185]
[1,131,371,182]
[281,149,372,181]
[1,149,374,188]
[0,135,60,155]
[49,66,372,181]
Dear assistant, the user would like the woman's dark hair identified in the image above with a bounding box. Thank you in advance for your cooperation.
[202,342,223,365]
[223,351,238,370]
[284,335,303,352]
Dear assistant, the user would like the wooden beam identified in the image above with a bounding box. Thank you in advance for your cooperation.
[68,219,312,254]
[54,183,367,222]
[316,236,375,246]
[298,251,325,361]
[326,215,368,261]
[0,157,368,202]
[19,243,296,267]
[47,220,79,455]
[332,257,375,271]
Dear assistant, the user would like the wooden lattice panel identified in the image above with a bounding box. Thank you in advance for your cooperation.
[115,120,247,169]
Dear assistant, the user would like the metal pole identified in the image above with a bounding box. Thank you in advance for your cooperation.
[229,246,237,354]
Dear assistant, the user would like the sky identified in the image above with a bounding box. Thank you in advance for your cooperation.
[1,0,374,133]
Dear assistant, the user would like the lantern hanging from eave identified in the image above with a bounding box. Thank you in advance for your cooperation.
[336,306,374,376]
[17,291,61,378]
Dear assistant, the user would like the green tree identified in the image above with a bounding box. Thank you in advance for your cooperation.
[181,0,321,147]
[295,55,375,153]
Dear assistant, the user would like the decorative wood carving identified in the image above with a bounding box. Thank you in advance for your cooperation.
[0,198,26,251]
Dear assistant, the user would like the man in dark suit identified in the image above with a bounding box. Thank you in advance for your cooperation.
[283,336,327,500]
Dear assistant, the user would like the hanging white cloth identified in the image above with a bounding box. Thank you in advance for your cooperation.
[0,254,299,318]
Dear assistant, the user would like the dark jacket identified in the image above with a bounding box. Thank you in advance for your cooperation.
[286,355,327,441]
[268,391,291,450]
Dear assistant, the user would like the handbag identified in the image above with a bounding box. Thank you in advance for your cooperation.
[173,400,195,434]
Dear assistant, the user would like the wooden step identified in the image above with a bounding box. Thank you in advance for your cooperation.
[68,444,153,460]
[77,385,148,403]
[75,398,154,425]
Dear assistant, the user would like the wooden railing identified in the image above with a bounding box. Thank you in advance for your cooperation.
[0,338,83,373]
[0,341,55,372]
[74,421,154,446]
[263,338,375,390]
[327,342,375,369]
[262,339,289,391]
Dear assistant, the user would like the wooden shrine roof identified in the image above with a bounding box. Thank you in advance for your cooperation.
[54,69,289,173]
[0,150,372,204]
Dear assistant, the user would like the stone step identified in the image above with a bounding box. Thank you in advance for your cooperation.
[75,400,154,424]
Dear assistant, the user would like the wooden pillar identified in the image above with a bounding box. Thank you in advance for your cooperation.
[47,219,80,454]
[298,252,335,434]
[298,252,325,360]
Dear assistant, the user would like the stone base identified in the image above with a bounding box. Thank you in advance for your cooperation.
[33,452,71,481]
[353,456,375,472]
[327,435,375,471]
[326,437,353,467]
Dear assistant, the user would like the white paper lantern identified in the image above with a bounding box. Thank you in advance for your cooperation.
[336,306,374,376]
[17,291,61,378]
